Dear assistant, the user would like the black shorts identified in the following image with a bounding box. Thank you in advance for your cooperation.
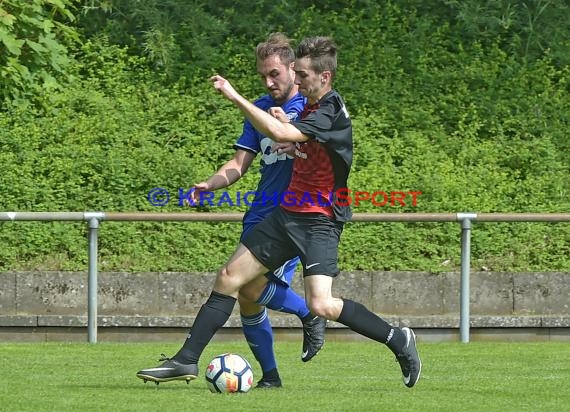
[242,207,344,277]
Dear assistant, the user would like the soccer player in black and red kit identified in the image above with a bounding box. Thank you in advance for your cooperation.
[136,36,422,388]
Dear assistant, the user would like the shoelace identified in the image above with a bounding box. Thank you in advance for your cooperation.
[158,353,171,362]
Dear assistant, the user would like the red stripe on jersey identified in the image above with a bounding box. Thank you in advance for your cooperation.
[281,103,334,216]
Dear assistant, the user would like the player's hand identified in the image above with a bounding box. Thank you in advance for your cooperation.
[271,142,296,156]
[210,74,238,101]
[184,182,209,206]
[268,106,290,123]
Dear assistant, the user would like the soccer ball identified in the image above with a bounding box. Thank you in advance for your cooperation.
[205,353,254,393]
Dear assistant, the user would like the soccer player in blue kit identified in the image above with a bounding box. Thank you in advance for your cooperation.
[137,33,326,388]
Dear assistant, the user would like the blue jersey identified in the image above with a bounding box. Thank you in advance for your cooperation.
[234,92,306,238]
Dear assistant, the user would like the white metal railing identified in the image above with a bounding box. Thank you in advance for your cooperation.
[1,211,569,344]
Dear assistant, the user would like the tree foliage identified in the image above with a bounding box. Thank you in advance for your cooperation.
[75,0,570,82]
[0,0,80,108]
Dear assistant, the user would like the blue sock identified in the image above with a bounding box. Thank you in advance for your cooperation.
[257,281,310,320]
[241,308,277,374]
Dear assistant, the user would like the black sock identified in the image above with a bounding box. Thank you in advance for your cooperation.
[173,291,236,364]
[262,367,280,382]
[336,299,406,354]
[301,313,315,323]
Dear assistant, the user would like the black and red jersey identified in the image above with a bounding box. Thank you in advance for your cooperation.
[282,90,353,222]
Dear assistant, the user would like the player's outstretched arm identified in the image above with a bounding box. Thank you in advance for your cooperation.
[210,74,308,143]
[186,150,255,205]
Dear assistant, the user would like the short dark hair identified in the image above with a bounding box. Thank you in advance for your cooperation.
[295,36,337,78]
[255,32,295,66]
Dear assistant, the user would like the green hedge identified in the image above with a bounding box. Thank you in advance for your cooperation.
[0,3,568,272]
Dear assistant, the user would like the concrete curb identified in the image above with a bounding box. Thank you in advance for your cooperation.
[1,314,570,328]
[1,270,569,341]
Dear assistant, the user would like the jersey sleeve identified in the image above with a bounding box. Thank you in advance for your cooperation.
[292,92,351,147]
[234,119,260,154]
[282,93,306,122]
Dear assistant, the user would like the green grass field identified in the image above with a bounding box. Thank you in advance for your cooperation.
[1,341,568,411]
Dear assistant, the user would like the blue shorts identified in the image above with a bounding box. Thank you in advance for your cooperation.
[242,220,299,287]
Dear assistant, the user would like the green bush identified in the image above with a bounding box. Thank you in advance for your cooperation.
[0,2,568,272]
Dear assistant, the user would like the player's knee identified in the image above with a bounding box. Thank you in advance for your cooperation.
[217,265,231,282]
[307,299,335,320]
[238,296,263,316]
[215,265,243,293]
[238,289,257,304]
[241,284,264,302]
